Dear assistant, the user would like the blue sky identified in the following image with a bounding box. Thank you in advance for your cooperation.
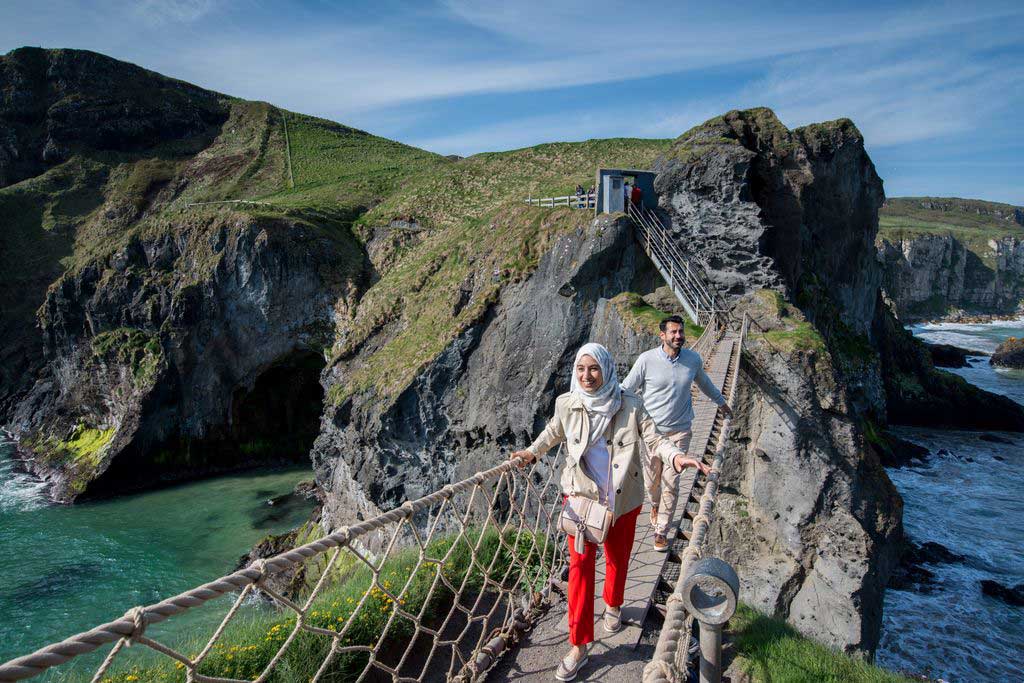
[3,0,1022,204]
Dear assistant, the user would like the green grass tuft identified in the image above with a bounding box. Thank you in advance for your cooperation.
[728,604,916,682]
[91,327,163,384]
[609,292,703,339]
[750,289,826,353]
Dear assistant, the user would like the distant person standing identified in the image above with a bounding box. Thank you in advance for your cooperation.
[630,183,643,210]
[623,180,632,212]
[622,315,733,552]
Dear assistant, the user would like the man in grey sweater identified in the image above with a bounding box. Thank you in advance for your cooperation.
[622,315,733,551]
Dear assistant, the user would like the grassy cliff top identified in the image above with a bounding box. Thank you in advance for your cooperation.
[879,196,1024,242]
[356,137,672,233]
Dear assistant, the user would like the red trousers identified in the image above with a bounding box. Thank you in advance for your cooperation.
[566,503,641,646]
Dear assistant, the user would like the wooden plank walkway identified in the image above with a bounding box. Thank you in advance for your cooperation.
[492,332,739,680]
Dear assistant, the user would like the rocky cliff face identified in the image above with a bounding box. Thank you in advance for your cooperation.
[0,46,229,417]
[653,109,884,339]
[12,209,361,501]
[639,109,1024,654]
[0,48,380,500]
[875,197,1024,319]
[312,214,660,524]
[653,110,1024,432]
[648,110,900,654]
[0,47,227,187]
[878,233,1024,319]
[717,293,901,655]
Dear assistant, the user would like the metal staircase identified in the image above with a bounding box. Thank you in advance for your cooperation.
[628,204,722,327]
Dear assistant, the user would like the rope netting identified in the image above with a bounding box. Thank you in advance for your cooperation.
[0,453,567,683]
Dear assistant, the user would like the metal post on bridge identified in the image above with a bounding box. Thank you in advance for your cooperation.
[679,557,739,683]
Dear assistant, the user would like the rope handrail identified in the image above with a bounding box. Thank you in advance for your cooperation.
[0,455,568,683]
[642,313,746,683]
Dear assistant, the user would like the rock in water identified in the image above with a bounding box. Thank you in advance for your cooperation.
[980,580,1024,606]
[890,540,966,593]
[991,337,1024,368]
[926,343,972,368]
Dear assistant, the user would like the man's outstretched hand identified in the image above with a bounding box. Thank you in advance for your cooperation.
[719,403,734,418]
[674,455,711,475]
[509,450,535,468]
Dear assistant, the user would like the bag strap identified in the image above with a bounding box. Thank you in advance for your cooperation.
[598,421,614,507]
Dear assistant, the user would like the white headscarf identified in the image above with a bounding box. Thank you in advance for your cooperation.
[570,342,622,446]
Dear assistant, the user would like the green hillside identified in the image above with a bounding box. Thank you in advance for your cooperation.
[879,196,1024,242]
[357,137,672,232]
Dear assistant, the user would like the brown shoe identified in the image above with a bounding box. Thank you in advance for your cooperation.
[653,533,669,552]
[649,505,659,527]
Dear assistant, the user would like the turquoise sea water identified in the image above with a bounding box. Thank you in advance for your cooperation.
[876,320,1024,681]
[0,444,314,676]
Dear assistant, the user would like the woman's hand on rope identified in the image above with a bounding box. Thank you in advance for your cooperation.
[509,450,536,468]
[673,454,710,475]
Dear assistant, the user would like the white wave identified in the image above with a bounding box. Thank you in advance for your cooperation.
[911,329,997,353]
[912,315,1024,332]
[0,440,49,512]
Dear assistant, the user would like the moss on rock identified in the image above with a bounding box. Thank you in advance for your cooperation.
[91,327,163,384]
[748,288,827,353]
[991,336,1024,368]
[608,291,703,338]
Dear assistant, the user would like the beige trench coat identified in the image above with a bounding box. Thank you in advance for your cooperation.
[526,389,685,521]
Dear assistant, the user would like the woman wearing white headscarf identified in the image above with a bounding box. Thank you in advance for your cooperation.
[510,342,708,681]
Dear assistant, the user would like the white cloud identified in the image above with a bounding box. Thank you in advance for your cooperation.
[742,49,1024,148]
[130,0,222,24]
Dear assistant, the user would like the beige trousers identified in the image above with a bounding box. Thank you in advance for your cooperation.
[644,430,693,535]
